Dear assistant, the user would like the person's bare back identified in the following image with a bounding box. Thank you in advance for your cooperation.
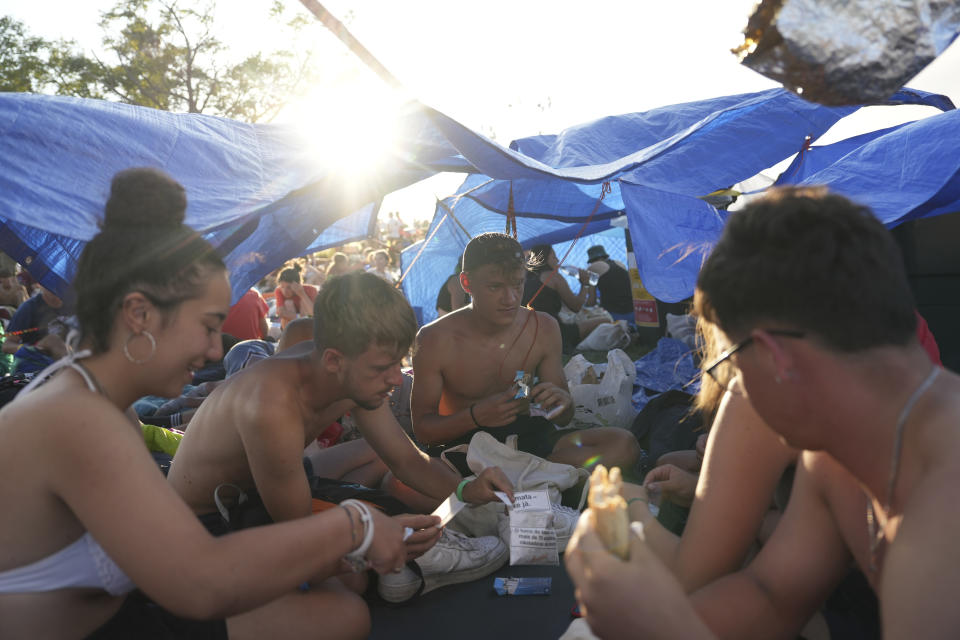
[168,346,351,516]
[170,272,516,527]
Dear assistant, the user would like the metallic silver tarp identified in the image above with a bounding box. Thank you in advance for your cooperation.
[735,0,960,105]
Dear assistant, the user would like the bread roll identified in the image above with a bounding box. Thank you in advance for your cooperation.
[587,465,630,560]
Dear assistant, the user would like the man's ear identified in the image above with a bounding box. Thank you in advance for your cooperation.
[459,272,471,294]
[753,329,795,382]
[120,292,153,333]
[320,347,346,374]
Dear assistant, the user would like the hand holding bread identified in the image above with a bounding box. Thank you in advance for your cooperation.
[587,465,630,560]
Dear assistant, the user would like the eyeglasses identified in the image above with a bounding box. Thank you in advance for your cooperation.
[702,329,806,383]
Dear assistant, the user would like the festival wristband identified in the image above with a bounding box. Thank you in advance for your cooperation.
[456,478,470,503]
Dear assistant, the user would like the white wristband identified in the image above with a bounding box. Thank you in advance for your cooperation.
[341,500,374,572]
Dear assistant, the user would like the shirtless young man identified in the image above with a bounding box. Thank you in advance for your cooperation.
[566,187,960,639]
[412,232,640,470]
[169,272,512,598]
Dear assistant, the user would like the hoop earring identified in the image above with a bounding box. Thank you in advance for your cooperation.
[124,331,157,365]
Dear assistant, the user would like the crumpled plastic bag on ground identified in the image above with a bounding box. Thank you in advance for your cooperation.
[567,349,638,429]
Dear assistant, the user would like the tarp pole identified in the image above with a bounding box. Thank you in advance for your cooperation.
[297,0,404,90]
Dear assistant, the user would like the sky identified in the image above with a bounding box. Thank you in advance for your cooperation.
[4,0,960,222]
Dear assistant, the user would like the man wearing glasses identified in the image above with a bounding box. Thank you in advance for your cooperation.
[567,187,960,639]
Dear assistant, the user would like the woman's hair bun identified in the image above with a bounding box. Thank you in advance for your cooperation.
[102,167,187,230]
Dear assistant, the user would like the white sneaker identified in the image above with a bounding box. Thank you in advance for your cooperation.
[377,528,508,603]
[552,504,581,551]
[497,503,581,552]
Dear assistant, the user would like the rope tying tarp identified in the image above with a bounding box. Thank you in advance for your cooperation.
[524,181,612,309]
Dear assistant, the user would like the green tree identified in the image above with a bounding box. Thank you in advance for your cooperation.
[0,16,102,96]
[95,0,317,122]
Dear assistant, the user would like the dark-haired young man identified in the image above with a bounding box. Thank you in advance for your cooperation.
[566,187,960,639]
[412,232,640,470]
[585,244,634,323]
[274,267,317,330]
[169,272,512,604]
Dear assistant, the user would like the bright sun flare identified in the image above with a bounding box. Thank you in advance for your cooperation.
[281,77,407,185]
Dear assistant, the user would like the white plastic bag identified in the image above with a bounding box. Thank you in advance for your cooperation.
[574,305,613,324]
[569,348,638,429]
[575,320,630,352]
[563,354,595,387]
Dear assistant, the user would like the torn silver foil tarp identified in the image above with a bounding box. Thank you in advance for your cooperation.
[734,0,960,105]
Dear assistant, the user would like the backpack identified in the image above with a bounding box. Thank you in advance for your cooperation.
[629,390,704,478]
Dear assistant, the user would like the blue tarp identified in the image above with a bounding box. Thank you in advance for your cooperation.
[631,337,701,411]
[1,88,956,308]
[0,93,461,300]
[780,107,960,225]
[401,88,956,320]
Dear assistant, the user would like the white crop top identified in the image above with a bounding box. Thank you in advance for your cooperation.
[0,352,136,595]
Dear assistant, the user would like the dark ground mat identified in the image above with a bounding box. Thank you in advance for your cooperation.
[369,562,577,639]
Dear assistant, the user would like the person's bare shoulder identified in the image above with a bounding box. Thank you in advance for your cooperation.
[0,383,144,478]
[415,308,466,356]
[530,309,562,348]
[206,357,305,427]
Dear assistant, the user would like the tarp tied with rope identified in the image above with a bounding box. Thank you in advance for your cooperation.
[401,89,957,324]
[0,87,956,310]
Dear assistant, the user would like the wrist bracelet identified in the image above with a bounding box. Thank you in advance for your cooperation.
[341,499,374,572]
[468,403,484,428]
[341,504,358,549]
[626,497,648,507]
[455,478,470,502]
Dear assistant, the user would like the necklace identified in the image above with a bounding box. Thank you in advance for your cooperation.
[866,365,940,573]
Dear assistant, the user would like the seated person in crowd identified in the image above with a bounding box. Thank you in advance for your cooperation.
[0,168,407,639]
[413,233,640,470]
[220,287,269,341]
[274,267,318,330]
[436,264,469,317]
[585,244,634,323]
[326,252,351,279]
[368,250,395,284]
[521,244,608,352]
[2,285,71,373]
[567,187,960,639]
[566,304,940,639]
[0,255,27,309]
[300,257,326,287]
[222,316,315,377]
[168,272,513,598]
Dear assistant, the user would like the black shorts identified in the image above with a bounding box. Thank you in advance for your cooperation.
[86,590,227,640]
